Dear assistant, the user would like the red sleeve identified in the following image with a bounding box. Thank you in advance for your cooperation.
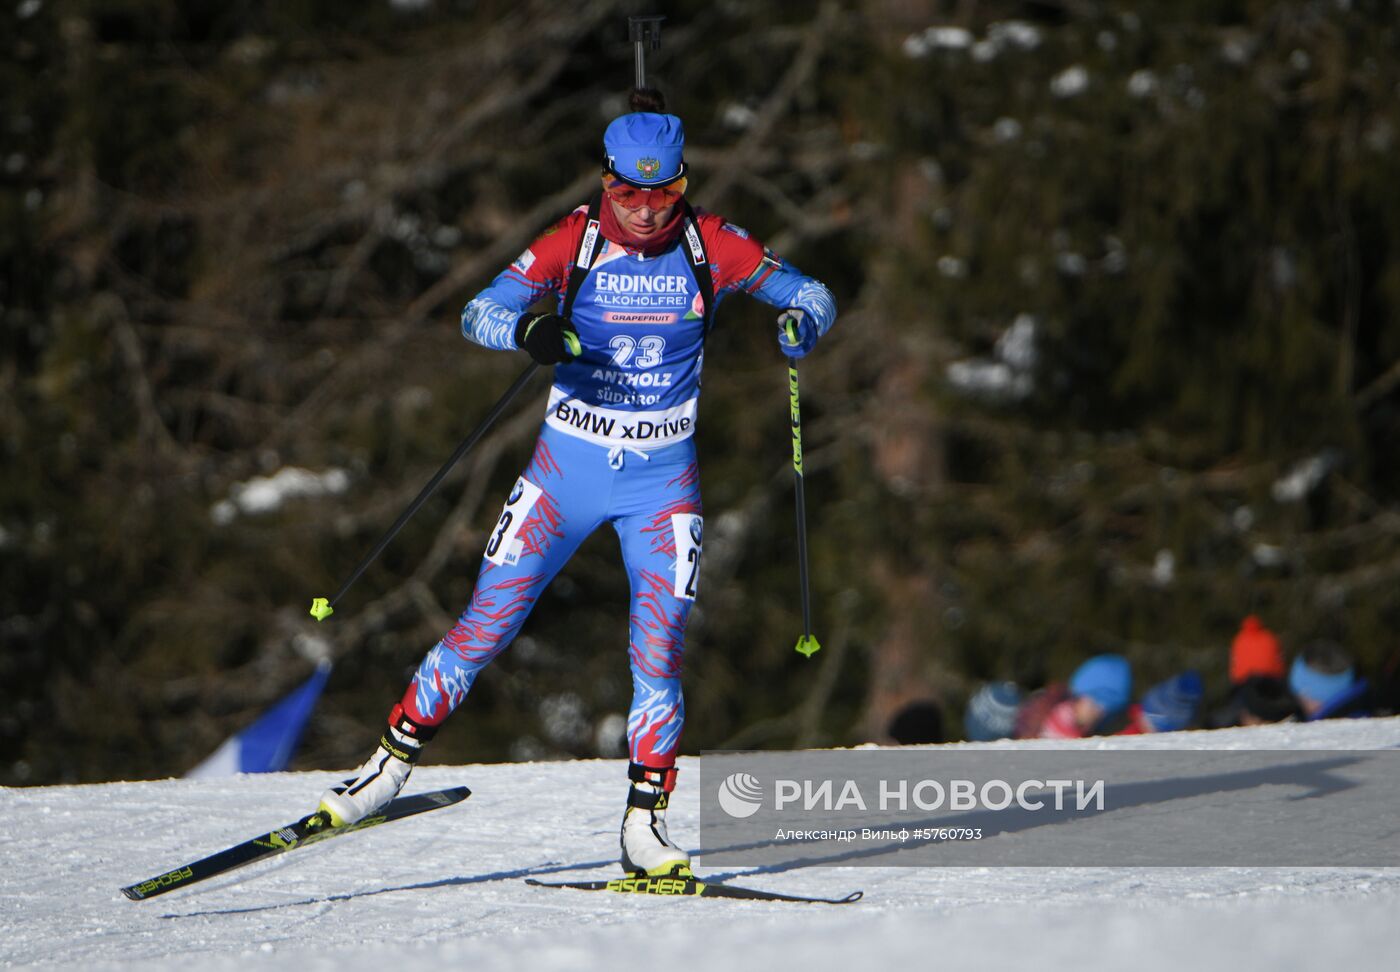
[1013,684,1068,739]
[1038,700,1087,739]
[1115,705,1148,735]
[505,208,588,298]
[697,212,773,294]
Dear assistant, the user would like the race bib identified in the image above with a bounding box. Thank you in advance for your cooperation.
[484,477,543,566]
[672,513,703,600]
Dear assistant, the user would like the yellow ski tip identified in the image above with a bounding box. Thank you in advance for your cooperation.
[795,635,821,657]
[309,598,334,622]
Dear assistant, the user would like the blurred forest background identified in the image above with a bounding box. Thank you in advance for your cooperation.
[4,0,1400,786]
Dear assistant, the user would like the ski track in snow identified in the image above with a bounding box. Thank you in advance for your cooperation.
[3,719,1400,970]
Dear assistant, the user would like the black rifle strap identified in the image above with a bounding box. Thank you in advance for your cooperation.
[561,192,605,320]
[680,199,715,333]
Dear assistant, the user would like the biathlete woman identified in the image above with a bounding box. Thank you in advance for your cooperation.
[318,91,836,877]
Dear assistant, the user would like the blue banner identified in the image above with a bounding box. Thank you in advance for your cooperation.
[187,662,332,777]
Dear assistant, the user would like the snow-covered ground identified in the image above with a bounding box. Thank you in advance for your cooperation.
[4,719,1399,971]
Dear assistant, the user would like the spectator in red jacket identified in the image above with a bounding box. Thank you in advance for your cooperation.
[1037,655,1133,739]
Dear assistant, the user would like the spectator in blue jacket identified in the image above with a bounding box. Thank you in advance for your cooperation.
[1289,641,1370,720]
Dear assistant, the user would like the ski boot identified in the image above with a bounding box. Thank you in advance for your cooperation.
[318,705,436,827]
[620,762,691,877]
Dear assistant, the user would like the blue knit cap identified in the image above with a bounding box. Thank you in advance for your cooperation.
[604,112,686,187]
[964,682,1023,742]
[1288,655,1354,707]
[1141,671,1203,732]
[1069,654,1132,716]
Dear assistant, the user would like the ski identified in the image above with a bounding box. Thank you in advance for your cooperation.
[525,874,863,905]
[121,785,470,901]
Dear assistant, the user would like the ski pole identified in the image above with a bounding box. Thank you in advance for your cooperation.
[785,320,821,658]
[309,362,542,621]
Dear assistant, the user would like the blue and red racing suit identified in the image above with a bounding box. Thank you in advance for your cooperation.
[395,204,836,775]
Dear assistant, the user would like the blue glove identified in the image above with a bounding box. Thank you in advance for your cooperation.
[777,309,819,359]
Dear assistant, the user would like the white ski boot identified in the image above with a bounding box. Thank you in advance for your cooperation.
[318,706,435,827]
[620,762,691,876]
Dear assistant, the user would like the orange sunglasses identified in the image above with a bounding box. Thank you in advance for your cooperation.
[605,177,687,211]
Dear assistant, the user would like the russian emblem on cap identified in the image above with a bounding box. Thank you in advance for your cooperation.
[636,157,661,179]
